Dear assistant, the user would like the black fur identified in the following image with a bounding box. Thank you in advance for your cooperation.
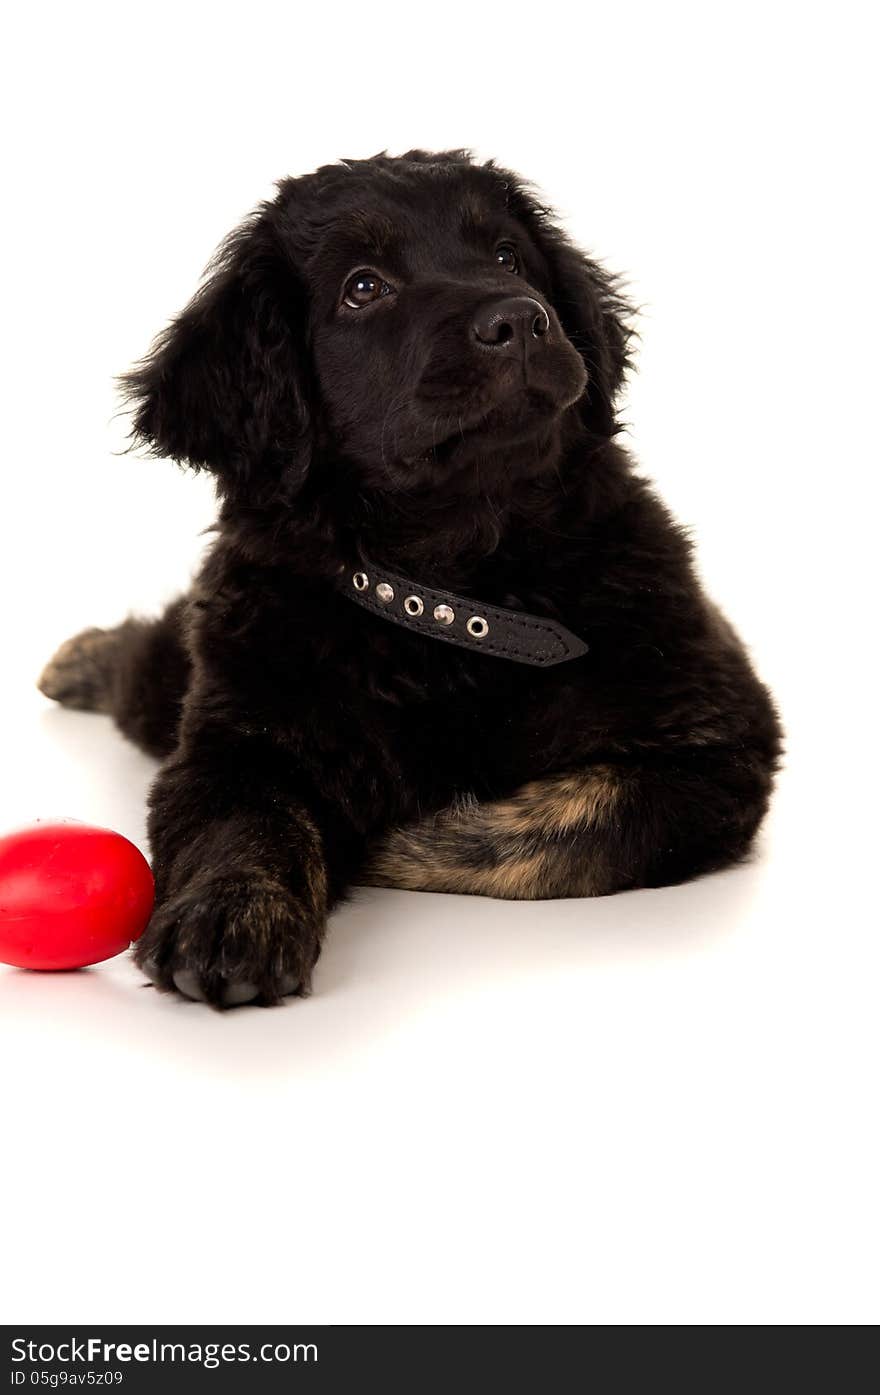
[39,150,781,1007]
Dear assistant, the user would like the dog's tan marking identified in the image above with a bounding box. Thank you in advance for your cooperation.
[491,766,620,837]
[37,626,129,712]
[361,768,622,900]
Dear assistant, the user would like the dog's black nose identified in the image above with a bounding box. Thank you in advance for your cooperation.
[473,296,550,347]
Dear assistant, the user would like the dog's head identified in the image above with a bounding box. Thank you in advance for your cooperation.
[124,151,632,508]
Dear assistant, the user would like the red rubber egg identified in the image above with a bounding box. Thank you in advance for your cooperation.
[0,821,154,971]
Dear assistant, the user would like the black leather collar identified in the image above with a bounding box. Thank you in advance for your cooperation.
[337,562,588,667]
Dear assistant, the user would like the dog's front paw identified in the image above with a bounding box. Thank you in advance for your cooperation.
[134,875,323,1008]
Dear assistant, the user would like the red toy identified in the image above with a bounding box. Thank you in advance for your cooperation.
[0,820,154,971]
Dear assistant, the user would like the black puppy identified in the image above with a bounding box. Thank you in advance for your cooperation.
[39,150,782,1008]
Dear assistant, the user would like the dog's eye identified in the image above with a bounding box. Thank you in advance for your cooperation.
[495,243,519,274]
[343,271,393,308]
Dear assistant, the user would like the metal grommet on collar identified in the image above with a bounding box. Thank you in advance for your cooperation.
[352,571,369,592]
[376,582,394,604]
[404,596,424,617]
[466,616,489,638]
[433,604,454,625]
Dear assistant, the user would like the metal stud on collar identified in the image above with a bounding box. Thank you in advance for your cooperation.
[433,604,455,625]
[352,571,369,592]
[376,582,394,604]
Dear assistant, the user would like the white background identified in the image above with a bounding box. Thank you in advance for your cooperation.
[1,1,877,1325]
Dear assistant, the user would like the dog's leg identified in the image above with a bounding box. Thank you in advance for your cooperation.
[133,672,379,1008]
[137,744,331,1007]
[361,758,772,899]
[37,599,190,757]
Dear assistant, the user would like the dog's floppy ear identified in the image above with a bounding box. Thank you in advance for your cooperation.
[122,208,311,503]
[500,173,634,436]
[542,236,634,436]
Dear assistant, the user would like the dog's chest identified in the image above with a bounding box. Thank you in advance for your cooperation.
[309,587,587,782]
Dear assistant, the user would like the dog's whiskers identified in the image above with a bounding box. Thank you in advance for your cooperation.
[379,388,414,469]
